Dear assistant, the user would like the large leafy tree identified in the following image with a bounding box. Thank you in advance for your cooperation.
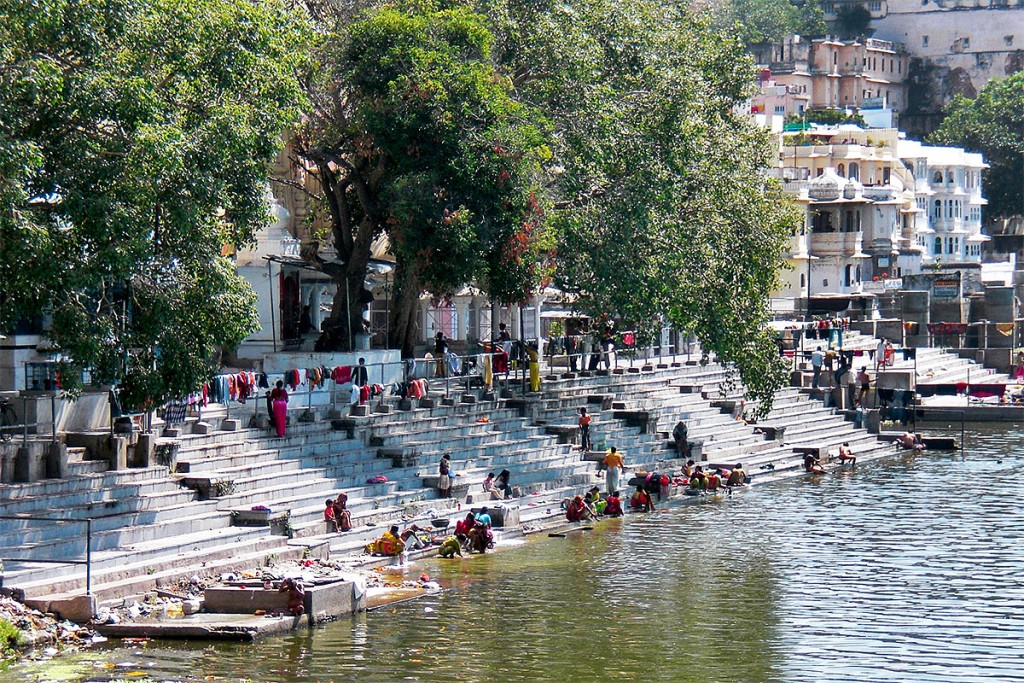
[299,0,796,407]
[931,71,1024,220]
[488,0,799,409]
[705,0,825,44]
[0,0,309,407]
[296,0,551,355]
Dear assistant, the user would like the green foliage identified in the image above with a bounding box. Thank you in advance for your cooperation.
[0,0,309,407]
[303,0,797,406]
[343,0,550,303]
[931,71,1024,219]
[0,618,19,662]
[492,0,798,410]
[797,0,828,37]
[299,0,553,352]
[706,0,826,44]
[785,109,867,126]
[833,3,872,39]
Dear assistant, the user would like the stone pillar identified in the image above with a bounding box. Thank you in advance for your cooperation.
[456,300,470,341]
[511,304,521,339]
[107,436,128,470]
[310,286,323,333]
[421,301,431,343]
[532,295,544,355]
[15,447,38,482]
[46,442,68,479]
[134,432,156,467]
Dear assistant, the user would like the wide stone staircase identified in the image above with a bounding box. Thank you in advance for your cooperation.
[794,327,1012,401]
[3,346,933,606]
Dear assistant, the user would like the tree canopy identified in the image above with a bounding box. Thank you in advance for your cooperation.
[484,0,798,408]
[0,0,309,406]
[706,0,827,44]
[930,71,1024,220]
[297,0,551,354]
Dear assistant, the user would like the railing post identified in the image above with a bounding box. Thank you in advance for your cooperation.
[961,411,966,453]
[86,518,92,596]
[51,392,57,443]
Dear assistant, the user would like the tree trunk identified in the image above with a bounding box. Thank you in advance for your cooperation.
[317,250,372,352]
[390,256,421,357]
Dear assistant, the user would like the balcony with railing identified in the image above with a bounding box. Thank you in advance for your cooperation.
[809,230,863,256]
[861,185,897,201]
[864,39,896,53]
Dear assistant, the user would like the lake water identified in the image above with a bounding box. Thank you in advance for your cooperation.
[7,425,1024,682]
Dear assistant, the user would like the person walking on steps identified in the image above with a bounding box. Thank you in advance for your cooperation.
[811,346,824,389]
[602,446,625,496]
[856,367,871,407]
[270,380,288,438]
[579,407,593,451]
[438,453,452,498]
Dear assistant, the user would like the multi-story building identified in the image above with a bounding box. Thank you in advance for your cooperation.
[749,35,910,122]
[771,126,987,307]
[897,139,989,265]
[823,0,1024,135]
[774,127,917,302]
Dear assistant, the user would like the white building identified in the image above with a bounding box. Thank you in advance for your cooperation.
[771,125,987,308]
[773,126,922,305]
[897,139,989,265]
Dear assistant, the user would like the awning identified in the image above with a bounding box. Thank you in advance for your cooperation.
[541,310,587,319]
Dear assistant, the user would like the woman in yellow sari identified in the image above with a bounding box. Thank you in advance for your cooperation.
[365,525,405,556]
[527,344,540,392]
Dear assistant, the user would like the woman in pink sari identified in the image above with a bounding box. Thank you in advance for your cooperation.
[270,380,288,437]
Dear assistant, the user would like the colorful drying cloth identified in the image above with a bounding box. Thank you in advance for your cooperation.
[968,384,1006,399]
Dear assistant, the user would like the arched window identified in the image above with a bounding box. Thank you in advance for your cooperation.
[933,171,943,184]
[849,163,859,180]
[837,163,846,177]
[934,236,942,254]
[933,200,941,219]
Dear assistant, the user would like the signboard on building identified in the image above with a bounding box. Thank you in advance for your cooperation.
[883,278,903,290]
[932,274,960,299]
[861,96,886,110]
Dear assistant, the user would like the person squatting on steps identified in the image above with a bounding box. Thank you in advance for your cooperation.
[278,578,305,617]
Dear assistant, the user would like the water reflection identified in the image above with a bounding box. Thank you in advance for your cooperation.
[6,426,1024,682]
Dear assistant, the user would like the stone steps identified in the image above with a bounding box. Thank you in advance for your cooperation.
[0,465,171,501]
[0,485,200,522]
[12,532,299,602]
[5,506,236,560]
[2,353,898,610]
